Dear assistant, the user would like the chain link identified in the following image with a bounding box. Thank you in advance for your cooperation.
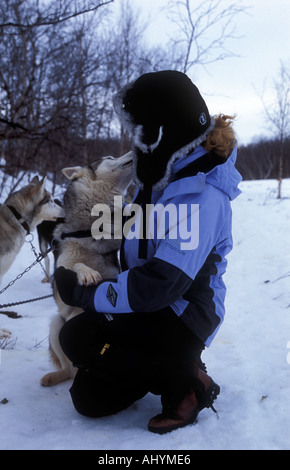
[0,254,46,296]
[0,294,53,309]
[0,235,54,308]
[27,235,53,285]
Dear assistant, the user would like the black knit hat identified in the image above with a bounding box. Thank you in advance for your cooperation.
[113,70,215,191]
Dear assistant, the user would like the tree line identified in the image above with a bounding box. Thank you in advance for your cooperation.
[237,138,290,182]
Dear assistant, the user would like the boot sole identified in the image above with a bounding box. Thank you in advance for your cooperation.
[148,381,220,435]
[148,408,200,435]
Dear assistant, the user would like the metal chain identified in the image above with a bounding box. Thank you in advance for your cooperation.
[0,234,54,308]
[0,294,53,309]
[27,234,54,288]
[27,234,49,280]
[0,253,46,296]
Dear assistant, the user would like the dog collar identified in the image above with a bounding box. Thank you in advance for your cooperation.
[7,205,30,235]
[58,229,119,258]
[60,229,92,240]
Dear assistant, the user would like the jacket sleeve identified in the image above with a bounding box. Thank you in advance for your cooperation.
[92,258,193,314]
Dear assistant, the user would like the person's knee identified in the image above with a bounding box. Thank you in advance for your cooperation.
[70,383,107,418]
[69,369,149,418]
[69,371,125,418]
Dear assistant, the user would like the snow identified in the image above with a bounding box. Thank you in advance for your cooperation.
[0,178,290,450]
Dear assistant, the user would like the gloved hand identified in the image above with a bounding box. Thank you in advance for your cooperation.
[54,266,97,312]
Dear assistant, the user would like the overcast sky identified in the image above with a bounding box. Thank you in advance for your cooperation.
[127,0,290,145]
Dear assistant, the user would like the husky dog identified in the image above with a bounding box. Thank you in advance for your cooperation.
[40,151,133,387]
[0,176,64,338]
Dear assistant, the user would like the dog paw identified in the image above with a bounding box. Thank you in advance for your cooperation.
[40,373,57,387]
[40,369,72,387]
[73,263,102,286]
[0,328,12,340]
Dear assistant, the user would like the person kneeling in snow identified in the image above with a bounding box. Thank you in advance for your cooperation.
[54,70,242,434]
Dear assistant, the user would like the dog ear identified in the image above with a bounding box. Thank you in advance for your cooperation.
[62,166,83,180]
[30,175,40,185]
[40,176,47,187]
[30,175,47,196]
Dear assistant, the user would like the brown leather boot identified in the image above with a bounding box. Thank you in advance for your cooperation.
[148,366,220,434]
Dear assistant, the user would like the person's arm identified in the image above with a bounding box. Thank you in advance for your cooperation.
[54,258,193,313]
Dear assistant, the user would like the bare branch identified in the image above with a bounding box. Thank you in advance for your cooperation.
[166,0,248,73]
[0,117,28,132]
[0,0,114,29]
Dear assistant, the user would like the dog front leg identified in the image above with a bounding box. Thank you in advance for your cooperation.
[73,262,102,286]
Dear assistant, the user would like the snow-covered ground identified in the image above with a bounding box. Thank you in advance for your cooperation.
[0,178,290,450]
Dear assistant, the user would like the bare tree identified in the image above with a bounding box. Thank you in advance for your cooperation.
[166,0,247,74]
[0,1,43,171]
[259,62,290,198]
[0,0,112,188]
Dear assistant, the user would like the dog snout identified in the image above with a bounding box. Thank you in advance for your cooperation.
[120,151,133,168]
[122,158,133,168]
[51,200,65,217]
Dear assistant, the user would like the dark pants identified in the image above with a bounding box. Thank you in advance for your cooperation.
[59,308,204,418]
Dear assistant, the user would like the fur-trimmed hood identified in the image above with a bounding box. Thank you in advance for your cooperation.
[113,70,215,191]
